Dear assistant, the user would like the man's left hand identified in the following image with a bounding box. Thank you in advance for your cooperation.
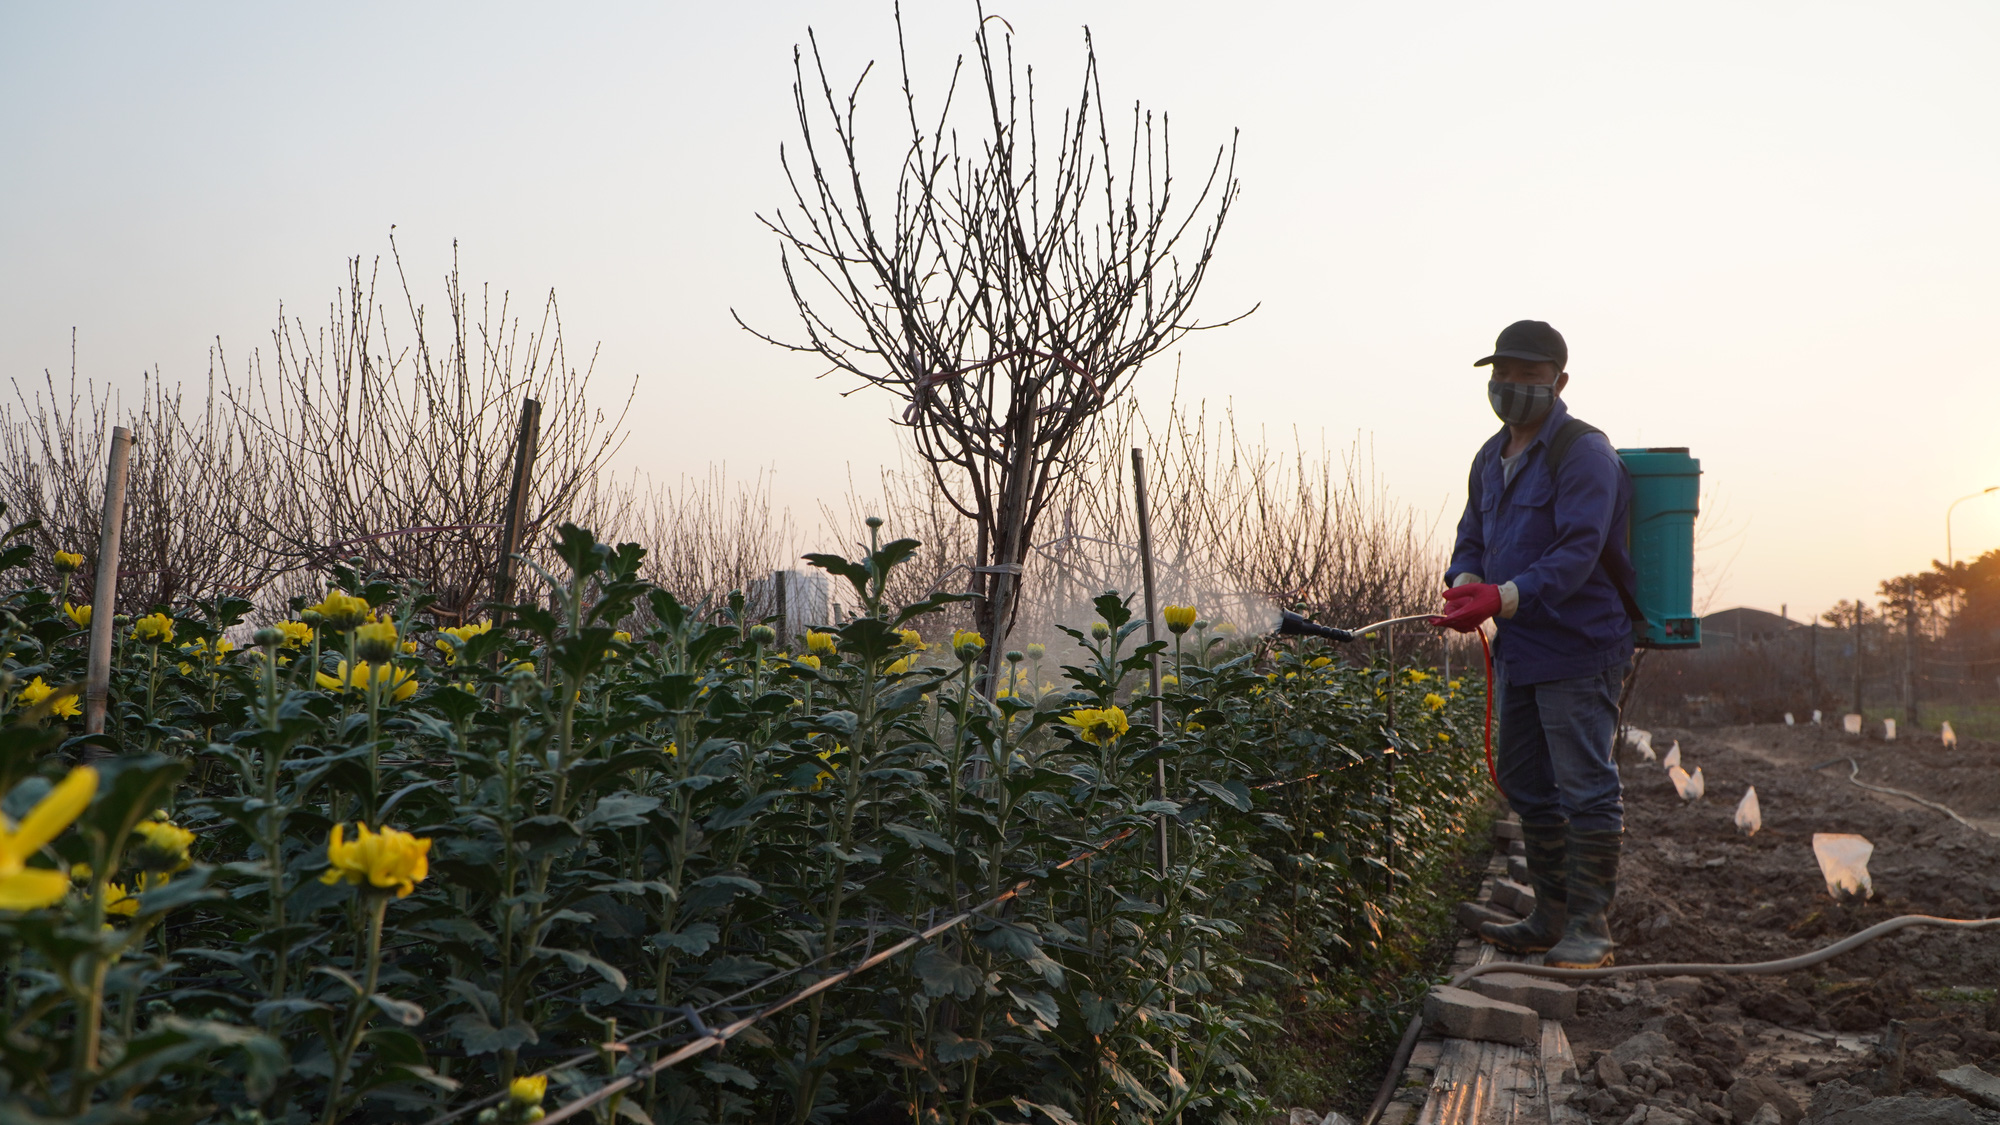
[1432,582,1501,633]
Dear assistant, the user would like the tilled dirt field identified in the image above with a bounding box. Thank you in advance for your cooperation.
[1561,722,2000,1123]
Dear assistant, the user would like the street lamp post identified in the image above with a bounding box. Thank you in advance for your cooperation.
[1946,486,2000,566]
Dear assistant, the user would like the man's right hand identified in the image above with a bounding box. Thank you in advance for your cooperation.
[1432,582,1502,633]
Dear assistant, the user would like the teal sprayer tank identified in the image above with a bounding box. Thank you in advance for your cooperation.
[1618,448,1701,648]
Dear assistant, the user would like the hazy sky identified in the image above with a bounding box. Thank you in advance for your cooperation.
[5,2,1998,621]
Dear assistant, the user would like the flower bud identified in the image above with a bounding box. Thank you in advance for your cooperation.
[747,624,777,646]
[865,515,884,529]
[1005,649,1024,664]
[253,626,285,649]
[951,630,985,662]
[1025,643,1046,660]
[1090,621,1110,641]
[52,550,84,574]
[354,620,399,664]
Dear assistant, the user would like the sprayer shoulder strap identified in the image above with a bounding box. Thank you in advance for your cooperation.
[1543,419,1603,475]
[1542,418,1648,628]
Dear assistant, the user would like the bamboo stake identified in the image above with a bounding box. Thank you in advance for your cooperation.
[83,426,133,748]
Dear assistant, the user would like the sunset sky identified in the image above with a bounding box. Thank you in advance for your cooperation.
[5,2,1998,621]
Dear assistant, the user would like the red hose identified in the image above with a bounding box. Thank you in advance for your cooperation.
[1478,628,1502,795]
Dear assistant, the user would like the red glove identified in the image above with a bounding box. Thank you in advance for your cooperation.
[1431,583,1502,634]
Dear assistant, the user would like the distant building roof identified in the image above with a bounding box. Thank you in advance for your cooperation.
[1700,606,1803,647]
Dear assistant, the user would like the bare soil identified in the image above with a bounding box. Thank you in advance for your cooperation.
[1561,722,2000,1122]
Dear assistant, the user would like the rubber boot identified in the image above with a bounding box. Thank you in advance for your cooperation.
[1546,828,1621,969]
[1479,821,1568,953]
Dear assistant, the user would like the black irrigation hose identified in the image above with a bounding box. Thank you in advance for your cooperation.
[1811,757,1987,833]
[1360,914,2000,1125]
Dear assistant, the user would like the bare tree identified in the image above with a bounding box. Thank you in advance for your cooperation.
[741,4,1246,656]
[0,343,277,612]
[229,239,633,619]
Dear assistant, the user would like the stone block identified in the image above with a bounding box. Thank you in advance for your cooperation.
[1457,900,1516,933]
[1422,984,1540,1046]
[1492,817,1523,842]
[1470,971,1578,1020]
[1936,1065,2000,1111]
[1490,878,1537,915]
[1508,855,1530,883]
[1507,838,1526,857]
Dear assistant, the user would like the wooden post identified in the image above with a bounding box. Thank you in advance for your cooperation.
[1852,597,1864,717]
[491,398,541,608]
[1129,446,1176,1073]
[84,426,133,746]
[1903,584,1918,727]
[773,570,789,646]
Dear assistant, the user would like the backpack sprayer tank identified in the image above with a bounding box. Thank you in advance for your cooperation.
[1619,447,1701,648]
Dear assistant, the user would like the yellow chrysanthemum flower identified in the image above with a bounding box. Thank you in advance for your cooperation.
[131,818,195,873]
[307,591,372,632]
[805,631,837,657]
[794,654,821,671]
[1163,605,1198,634]
[319,823,431,898]
[276,620,315,649]
[51,550,84,574]
[14,677,80,721]
[896,628,926,651]
[509,1074,548,1106]
[1423,692,1447,712]
[0,766,96,911]
[1062,706,1130,746]
[434,619,492,663]
[15,677,52,709]
[63,602,91,629]
[316,661,418,702]
[102,881,139,917]
[132,612,175,645]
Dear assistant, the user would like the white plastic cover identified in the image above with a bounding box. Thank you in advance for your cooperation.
[1668,764,1692,799]
[1813,709,1823,725]
[1883,718,1897,741]
[1785,712,1796,726]
[1662,741,1682,772]
[1942,721,1958,748]
[1735,786,1761,836]
[1813,833,1874,900]
[1843,713,1863,735]
[1685,766,1705,801]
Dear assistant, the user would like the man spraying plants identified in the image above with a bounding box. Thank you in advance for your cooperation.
[1431,320,1636,970]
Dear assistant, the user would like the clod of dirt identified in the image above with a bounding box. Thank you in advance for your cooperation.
[1803,1079,1986,1123]
[1727,1074,1804,1124]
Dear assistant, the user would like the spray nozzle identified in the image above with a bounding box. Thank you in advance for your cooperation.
[1275,610,1354,643]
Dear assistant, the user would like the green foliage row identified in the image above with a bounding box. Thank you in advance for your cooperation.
[0,519,1485,1125]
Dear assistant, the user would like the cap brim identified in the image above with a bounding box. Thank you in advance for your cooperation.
[1474,349,1562,366]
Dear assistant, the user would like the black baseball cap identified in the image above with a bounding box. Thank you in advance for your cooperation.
[1474,320,1567,369]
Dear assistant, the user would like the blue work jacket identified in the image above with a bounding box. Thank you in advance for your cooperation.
[1446,398,1635,684]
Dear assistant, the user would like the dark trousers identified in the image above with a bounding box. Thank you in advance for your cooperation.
[1494,660,1627,832]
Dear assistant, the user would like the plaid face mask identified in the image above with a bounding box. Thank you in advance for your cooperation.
[1487,379,1557,426]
